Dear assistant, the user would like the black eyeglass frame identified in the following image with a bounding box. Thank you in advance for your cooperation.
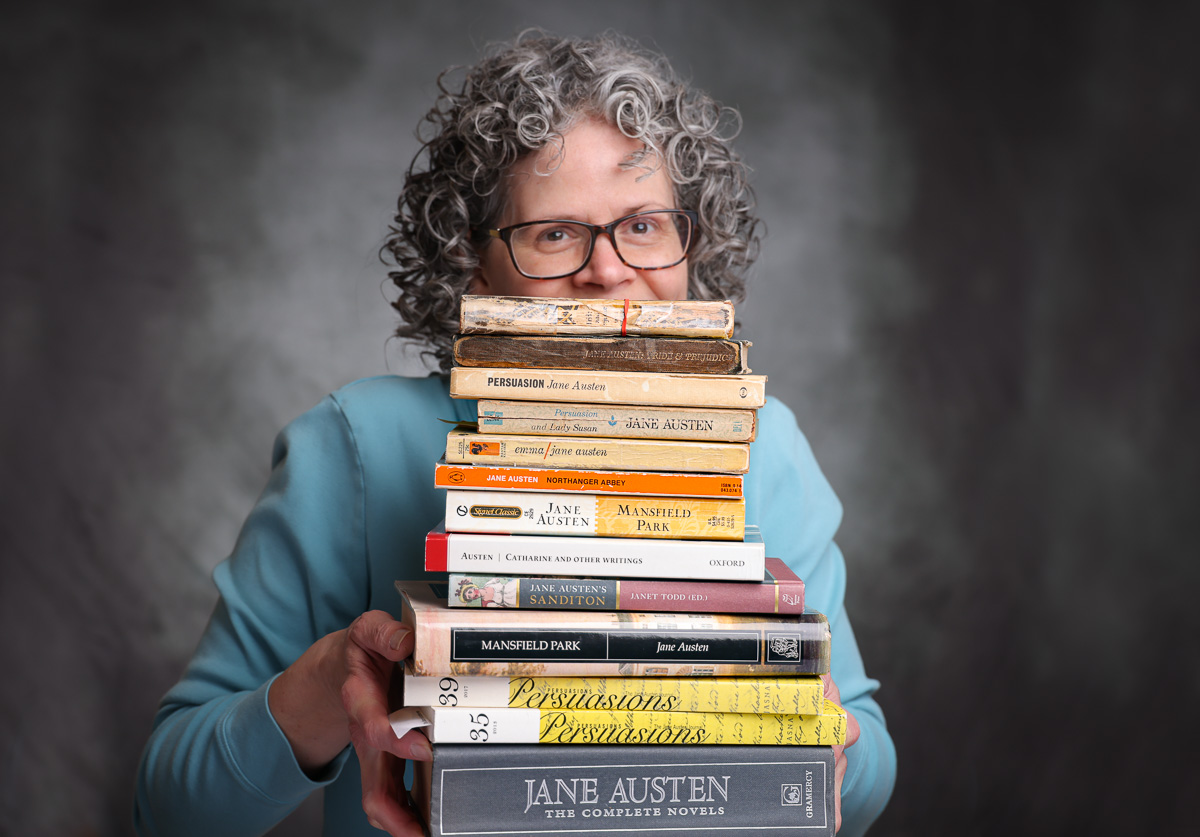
[484,209,700,280]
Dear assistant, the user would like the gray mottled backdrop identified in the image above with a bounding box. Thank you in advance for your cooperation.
[2,1,1197,835]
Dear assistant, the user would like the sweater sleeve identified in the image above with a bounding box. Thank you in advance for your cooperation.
[134,395,370,836]
[747,399,897,835]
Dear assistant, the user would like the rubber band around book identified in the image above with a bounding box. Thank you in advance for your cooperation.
[622,298,630,335]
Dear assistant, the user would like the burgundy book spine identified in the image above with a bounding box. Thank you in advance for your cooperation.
[618,558,803,613]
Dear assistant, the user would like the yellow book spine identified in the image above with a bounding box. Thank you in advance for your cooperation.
[506,675,825,715]
[446,429,750,474]
[594,496,743,539]
[415,701,846,745]
[533,701,846,745]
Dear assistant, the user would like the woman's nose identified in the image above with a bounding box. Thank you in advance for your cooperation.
[571,232,637,290]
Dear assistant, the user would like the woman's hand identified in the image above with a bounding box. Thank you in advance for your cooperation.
[822,673,861,833]
[342,611,431,834]
[268,610,432,836]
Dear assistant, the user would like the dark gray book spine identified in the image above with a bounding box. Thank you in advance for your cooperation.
[452,335,751,374]
[416,744,834,836]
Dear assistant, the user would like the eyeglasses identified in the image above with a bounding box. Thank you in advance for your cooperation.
[484,209,698,280]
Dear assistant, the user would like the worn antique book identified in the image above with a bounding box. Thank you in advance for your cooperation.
[446,428,751,474]
[449,367,767,409]
[444,557,804,614]
[458,295,736,338]
[453,334,751,374]
[434,458,745,498]
[390,700,846,745]
[477,400,757,442]
[411,743,836,837]
[396,580,831,677]
[402,666,825,714]
[424,523,765,581]
[445,489,745,540]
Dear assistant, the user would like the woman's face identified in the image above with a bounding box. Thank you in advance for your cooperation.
[472,119,690,301]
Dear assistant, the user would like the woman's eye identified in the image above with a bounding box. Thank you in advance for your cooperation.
[621,216,661,237]
[536,226,578,244]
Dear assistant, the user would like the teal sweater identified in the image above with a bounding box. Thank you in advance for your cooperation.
[134,375,896,835]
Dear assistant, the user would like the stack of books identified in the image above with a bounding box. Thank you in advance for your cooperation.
[392,297,843,836]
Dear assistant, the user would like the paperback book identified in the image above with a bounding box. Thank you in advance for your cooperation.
[396,580,831,677]
[449,367,767,409]
[434,458,744,498]
[444,489,745,540]
[476,399,758,442]
[411,743,835,837]
[390,700,846,745]
[402,667,826,714]
[446,427,750,474]
[424,523,766,581]
[445,557,805,614]
[458,295,736,338]
[453,334,751,374]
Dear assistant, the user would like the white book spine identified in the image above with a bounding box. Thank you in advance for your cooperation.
[446,490,599,535]
[435,528,764,581]
[420,707,541,744]
[402,670,512,708]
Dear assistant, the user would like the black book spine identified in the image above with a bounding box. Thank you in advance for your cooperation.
[415,743,835,836]
[448,626,829,672]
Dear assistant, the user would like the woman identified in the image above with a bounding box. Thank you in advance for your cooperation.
[134,32,896,837]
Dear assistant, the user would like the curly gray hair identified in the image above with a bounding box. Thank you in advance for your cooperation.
[383,31,761,371]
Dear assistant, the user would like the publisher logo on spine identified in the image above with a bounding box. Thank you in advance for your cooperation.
[781,783,807,806]
[780,765,825,824]
[766,633,800,662]
[468,505,523,519]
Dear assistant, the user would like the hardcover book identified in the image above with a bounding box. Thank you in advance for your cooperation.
[445,557,804,614]
[449,367,767,409]
[434,458,745,498]
[453,334,751,374]
[444,489,745,540]
[458,295,736,338]
[477,400,757,442]
[411,743,835,837]
[391,700,846,745]
[396,580,831,677]
[446,428,751,474]
[402,667,825,714]
[424,523,766,582]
